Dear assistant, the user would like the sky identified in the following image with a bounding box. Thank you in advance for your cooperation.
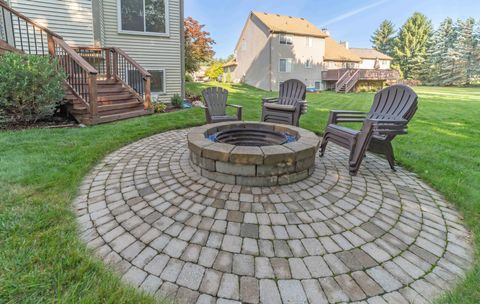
[185,0,480,59]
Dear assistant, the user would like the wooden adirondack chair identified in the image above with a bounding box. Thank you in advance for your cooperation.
[201,87,242,123]
[262,79,307,126]
[319,84,418,175]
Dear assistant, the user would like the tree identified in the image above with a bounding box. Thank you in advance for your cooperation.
[371,20,396,56]
[454,18,478,84]
[393,12,432,79]
[205,62,223,81]
[184,17,215,74]
[421,18,457,84]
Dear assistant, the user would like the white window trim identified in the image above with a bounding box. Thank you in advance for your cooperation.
[150,68,167,94]
[306,37,313,47]
[117,0,170,37]
[279,58,292,73]
[279,33,293,45]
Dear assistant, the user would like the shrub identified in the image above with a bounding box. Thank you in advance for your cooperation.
[152,96,167,113]
[170,93,183,108]
[0,52,66,126]
[185,73,193,82]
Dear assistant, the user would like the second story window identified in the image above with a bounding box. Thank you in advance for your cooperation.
[306,37,313,47]
[279,34,293,45]
[279,58,292,73]
[119,0,168,35]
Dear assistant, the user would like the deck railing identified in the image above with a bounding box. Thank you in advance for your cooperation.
[112,47,151,109]
[0,1,61,55]
[53,37,98,116]
[73,46,152,109]
[322,68,400,81]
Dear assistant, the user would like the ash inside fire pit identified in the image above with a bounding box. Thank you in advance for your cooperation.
[209,128,297,146]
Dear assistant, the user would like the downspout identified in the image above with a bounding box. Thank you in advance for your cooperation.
[180,0,185,98]
[269,32,273,91]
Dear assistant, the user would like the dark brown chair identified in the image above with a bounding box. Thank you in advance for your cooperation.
[262,79,307,126]
[319,85,418,175]
[201,87,242,123]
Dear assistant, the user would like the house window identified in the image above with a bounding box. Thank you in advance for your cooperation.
[150,69,166,93]
[306,37,313,47]
[241,41,247,51]
[279,58,292,73]
[305,59,313,69]
[315,81,322,90]
[279,33,293,45]
[119,0,168,35]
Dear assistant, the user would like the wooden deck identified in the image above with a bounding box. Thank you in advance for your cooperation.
[322,68,400,81]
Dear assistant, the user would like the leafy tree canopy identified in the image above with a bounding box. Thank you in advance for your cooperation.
[185,17,215,74]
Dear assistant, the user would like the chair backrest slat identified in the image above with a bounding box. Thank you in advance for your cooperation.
[202,87,228,116]
[278,79,306,105]
[367,85,418,122]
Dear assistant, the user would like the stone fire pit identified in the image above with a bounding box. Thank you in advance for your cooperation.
[187,121,320,186]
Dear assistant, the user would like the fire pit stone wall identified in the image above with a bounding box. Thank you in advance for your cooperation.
[188,122,320,186]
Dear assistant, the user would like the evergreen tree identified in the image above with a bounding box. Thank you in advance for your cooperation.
[393,12,432,79]
[370,20,396,56]
[422,18,456,85]
[454,18,478,84]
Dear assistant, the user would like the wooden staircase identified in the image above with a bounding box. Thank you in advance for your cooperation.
[66,79,152,124]
[0,2,152,125]
[335,69,360,93]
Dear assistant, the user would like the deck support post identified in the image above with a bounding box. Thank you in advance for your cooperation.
[88,73,98,121]
[144,76,152,110]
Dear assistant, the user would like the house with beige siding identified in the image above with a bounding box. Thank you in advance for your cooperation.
[227,12,399,93]
[6,0,184,101]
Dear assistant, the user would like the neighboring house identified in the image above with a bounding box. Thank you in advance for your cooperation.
[222,59,238,83]
[192,65,209,82]
[349,48,393,70]
[0,0,184,124]
[231,11,399,92]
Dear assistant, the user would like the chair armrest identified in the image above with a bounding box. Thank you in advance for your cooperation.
[366,118,409,135]
[328,110,368,124]
[297,100,307,114]
[227,104,242,120]
[262,97,278,104]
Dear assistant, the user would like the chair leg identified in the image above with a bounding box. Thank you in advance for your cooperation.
[384,142,396,170]
[319,135,328,157]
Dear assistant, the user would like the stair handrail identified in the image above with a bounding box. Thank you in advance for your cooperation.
[111,47,152,110]
[344,69,360,93]
[52,37,98,117]
[0,1,61,55]
[335,69,351,92]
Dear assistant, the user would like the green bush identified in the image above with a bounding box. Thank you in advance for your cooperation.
[152,96,168,113]
[185,73,193,82]
[170,93,183,108]
[0,53,66,126]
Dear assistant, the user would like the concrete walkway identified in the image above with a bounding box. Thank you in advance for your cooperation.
[74,129,473,304]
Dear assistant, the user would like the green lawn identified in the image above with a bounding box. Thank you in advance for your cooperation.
[0,83,478,303]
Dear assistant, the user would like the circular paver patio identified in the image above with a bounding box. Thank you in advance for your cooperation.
[74,128,473,304]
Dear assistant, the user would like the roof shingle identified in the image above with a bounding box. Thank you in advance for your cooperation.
[252,12,328,38]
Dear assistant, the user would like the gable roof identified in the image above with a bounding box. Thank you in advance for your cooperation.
[251,12,328,38]
[349,48,393,60]
[223,59,237,68]
[324,37,361,62]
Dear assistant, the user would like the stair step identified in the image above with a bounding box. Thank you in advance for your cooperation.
[98,101,142,112]
[96,108,153,124]
[97,93,135,102]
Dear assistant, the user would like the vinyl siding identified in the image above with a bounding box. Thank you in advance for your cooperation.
[234,16,271,91]
[271,33,325,90]
[101,0,183,102]
[9,0,94,46]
